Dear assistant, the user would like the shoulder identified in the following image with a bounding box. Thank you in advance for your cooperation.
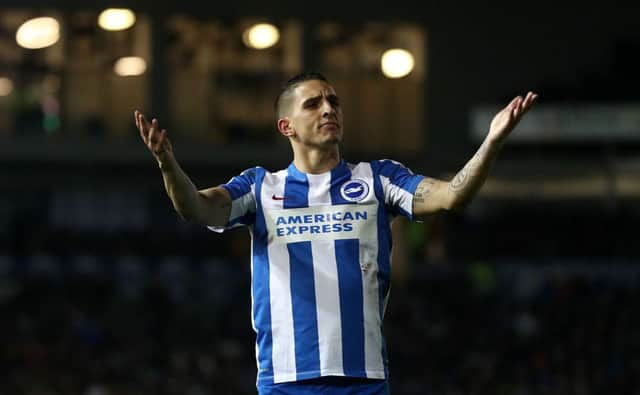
[368,159,416,176]
[344,159,413,178]
[233,166,271,183]
[241,167,290,190]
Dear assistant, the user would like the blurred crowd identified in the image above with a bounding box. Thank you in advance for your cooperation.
[2,254,639,395]
[387,262,640,395]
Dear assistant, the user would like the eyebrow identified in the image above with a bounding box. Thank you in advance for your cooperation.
[302,93,339,107]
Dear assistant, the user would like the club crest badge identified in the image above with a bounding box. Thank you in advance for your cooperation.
[340,179,369,202]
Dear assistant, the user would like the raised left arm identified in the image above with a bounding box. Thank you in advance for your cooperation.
[413,91,538,217]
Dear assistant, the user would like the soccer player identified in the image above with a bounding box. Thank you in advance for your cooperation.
[134,72,537,395]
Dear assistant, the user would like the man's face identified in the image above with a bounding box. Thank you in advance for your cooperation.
[284,79,343,148]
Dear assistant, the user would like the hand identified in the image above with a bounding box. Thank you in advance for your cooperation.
[134,110,174,165]
[487,91,538,144]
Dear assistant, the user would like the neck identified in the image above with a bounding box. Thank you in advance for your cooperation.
[292,145,341,174]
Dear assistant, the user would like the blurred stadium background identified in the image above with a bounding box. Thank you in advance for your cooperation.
[1,1,640,394]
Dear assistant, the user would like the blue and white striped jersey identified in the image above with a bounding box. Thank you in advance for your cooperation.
[209,159,424,385]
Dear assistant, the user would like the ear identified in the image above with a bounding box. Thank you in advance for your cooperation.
[277,118,294,137]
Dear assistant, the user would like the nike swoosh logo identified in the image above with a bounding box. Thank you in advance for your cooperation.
[272,194,286,200]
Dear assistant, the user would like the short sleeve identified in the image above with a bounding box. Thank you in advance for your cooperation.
[207,167,259,233]
[373,159,425,220]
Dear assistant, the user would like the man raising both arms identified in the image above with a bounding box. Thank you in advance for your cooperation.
[134,72,537,395]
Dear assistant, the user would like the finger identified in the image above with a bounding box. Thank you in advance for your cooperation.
[134,110,139,128]
[522,92,535,109]
[513,97,524,117]
[149,118,158,132]
[137,115,150,143]
[151,119,160,140]
[146,119,156,144]
[507,96,520,109]
[140,114,151,131]
[513,97,523,115]
[519,92,538,117]
[150,119,165,147]
[136,114,148,142]
[137,112,149,132]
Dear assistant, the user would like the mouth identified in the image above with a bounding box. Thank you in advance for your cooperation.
[320,122,340,129]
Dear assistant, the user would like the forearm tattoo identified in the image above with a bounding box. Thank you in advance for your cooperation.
[414,178,436,204]
[449,140,490,194]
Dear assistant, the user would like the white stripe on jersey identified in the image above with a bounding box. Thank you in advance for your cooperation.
[380,175,414,216]
[230,186,255,221]
[262,170,297,383]
[307,172,344,376]
[306,172,331,207]
[352,163,386,378]
[311,239,344,376]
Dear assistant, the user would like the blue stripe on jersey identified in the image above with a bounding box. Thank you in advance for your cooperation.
[287,241,321,379]
[252,168,274,384]
[375,160,423,195]
[222,167,257,199]
[285,164,310,209]
[330,163,366,375]
[370,162,391,374]
[334,239,365,375]
[284,166,321,380]
[330,161,354,205]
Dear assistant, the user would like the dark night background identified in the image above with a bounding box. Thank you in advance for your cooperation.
[1,1,640,394]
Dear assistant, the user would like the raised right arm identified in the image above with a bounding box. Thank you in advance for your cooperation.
[134,110,231,226]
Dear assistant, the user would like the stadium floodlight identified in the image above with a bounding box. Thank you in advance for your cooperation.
[380,48,415,79]
[98,8,136,31]
[242,23,280,49]
[16,17,60,49]
[114,56,146,76]
[0,77,13,96]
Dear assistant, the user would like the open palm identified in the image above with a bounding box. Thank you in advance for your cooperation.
[134,110,174,163]
[488,92,537,143]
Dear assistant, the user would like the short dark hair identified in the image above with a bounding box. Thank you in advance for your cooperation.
[275,71,329,118]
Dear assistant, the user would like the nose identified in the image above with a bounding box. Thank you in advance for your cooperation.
[321,98,335,117]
